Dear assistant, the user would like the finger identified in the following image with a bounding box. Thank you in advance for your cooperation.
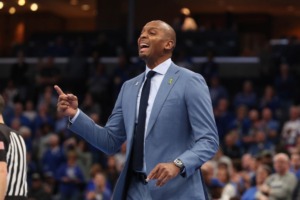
[54,85,65,95]
[156,175,170,187]
[67,94,77,101]
[147,165,159,181]
[155,171,167,186]
[57,105,69,112]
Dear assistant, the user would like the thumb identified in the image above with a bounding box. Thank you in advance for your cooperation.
[54,85,65,95]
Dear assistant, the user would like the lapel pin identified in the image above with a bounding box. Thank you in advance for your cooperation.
[135,82,139,86]
[168,78,173,85]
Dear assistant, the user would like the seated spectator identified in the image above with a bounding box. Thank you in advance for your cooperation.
[241,165,271,200]
[259,85,280,116]
[214,98,234,142]
[114,142,127,173]
[202,160,223,199]
[19,126,33,152]
[222,130,243,159]
[260,107,279,143]
[7,101,32,130]
[216,161,237,200]
[233,80,257,109]
[281,106,300,150]
[248,130,275,157]
[56,151,85,200]
[41,134,66,175]
[28,173,52,200]
[85,172,111,200]
[247,109,261,141]
[241,154,256,181]
[23,99,37,122]
[258,153,297,200]
[290,152,300,180]
[33,102,55,133]
[209,75,228,108]
[274,63,296,106]
[229,105,251,145]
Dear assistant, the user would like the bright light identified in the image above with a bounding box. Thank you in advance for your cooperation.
[9,7,16,14]
[81,4,90,11]
[180,8,191,16]
[18,0,26,6]
[0,2,3,9]
[70,0,78,6]
[30,3,38,11]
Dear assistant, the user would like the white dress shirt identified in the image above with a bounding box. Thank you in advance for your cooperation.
[136,58,171,135]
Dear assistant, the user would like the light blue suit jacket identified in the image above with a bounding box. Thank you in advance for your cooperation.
[69,63,219,199]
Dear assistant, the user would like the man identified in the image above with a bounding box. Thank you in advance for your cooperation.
[55,20,219,199]
[259,153,297,200]
[0,95,27,200]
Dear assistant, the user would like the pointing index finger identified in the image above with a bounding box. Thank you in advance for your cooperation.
[54,85,65,95]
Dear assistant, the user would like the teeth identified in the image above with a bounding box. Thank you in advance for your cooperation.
[140,43,149,48]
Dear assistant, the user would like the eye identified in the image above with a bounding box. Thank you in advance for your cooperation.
[149,30,156,35]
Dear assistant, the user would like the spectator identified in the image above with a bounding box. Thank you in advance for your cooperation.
[214,98,234,142]
[260,107,280,143]
[274,63,297,105]
[41,134,66,175]
[241,164,271,200]
[259,85,280,116]
[23,99,38,123]
[234,80,257,109]
[209,75,228,107]
[28,173,52,200]
[56,151,85,200]
[85,172,111,200]
[222,130,243,159]
[7,101,32,129]
[216,161,237,200]
[114,142,127,173]
[259,153,297,200]
[248,130,275,157]
[290,152,300,180]
[281,106,300,150]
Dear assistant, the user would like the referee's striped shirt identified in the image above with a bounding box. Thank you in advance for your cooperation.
[0,124,27,200]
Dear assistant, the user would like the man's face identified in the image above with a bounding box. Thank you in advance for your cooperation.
[137,21,169,61]
[274,157,288,174]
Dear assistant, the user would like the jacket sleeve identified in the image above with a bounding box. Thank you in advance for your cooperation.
[69,83,127,155]
[178,73,219,177]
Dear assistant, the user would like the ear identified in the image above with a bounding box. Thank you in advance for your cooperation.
[164,40,175,51]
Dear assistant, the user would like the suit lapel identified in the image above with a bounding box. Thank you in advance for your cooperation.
[146,64,180,137]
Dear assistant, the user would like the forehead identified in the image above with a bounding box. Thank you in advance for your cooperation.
[142,21,166,31]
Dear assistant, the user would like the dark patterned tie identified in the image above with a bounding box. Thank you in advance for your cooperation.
[132,70,156,171]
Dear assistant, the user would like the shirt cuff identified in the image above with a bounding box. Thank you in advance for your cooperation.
[69,109,80,124]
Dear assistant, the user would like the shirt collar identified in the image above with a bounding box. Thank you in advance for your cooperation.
[145,58,172,77]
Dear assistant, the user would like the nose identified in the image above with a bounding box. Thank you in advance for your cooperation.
[139,31,148,39]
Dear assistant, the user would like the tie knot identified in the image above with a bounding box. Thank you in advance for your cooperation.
[147,71,156,79]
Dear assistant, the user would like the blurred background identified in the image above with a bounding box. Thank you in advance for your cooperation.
[0,0,300,199]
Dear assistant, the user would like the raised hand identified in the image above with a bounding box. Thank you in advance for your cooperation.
[146,162,180,187]
[54,85,78,118]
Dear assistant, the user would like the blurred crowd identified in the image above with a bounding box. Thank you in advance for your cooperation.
[1,36,300,200]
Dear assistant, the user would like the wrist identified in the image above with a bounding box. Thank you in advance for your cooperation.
[173,159,185,175]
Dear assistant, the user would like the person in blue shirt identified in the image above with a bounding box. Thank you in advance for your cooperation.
[242,164,271,200]
[56,150,85,200]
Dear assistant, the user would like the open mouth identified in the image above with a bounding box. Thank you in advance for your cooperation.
[140,43,150,51]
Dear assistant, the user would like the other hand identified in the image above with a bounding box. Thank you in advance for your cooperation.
[147,162,180,187]
[54,85,78,118]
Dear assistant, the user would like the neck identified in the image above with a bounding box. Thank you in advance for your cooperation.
[0,115,4,124]
[144,55,171,69]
